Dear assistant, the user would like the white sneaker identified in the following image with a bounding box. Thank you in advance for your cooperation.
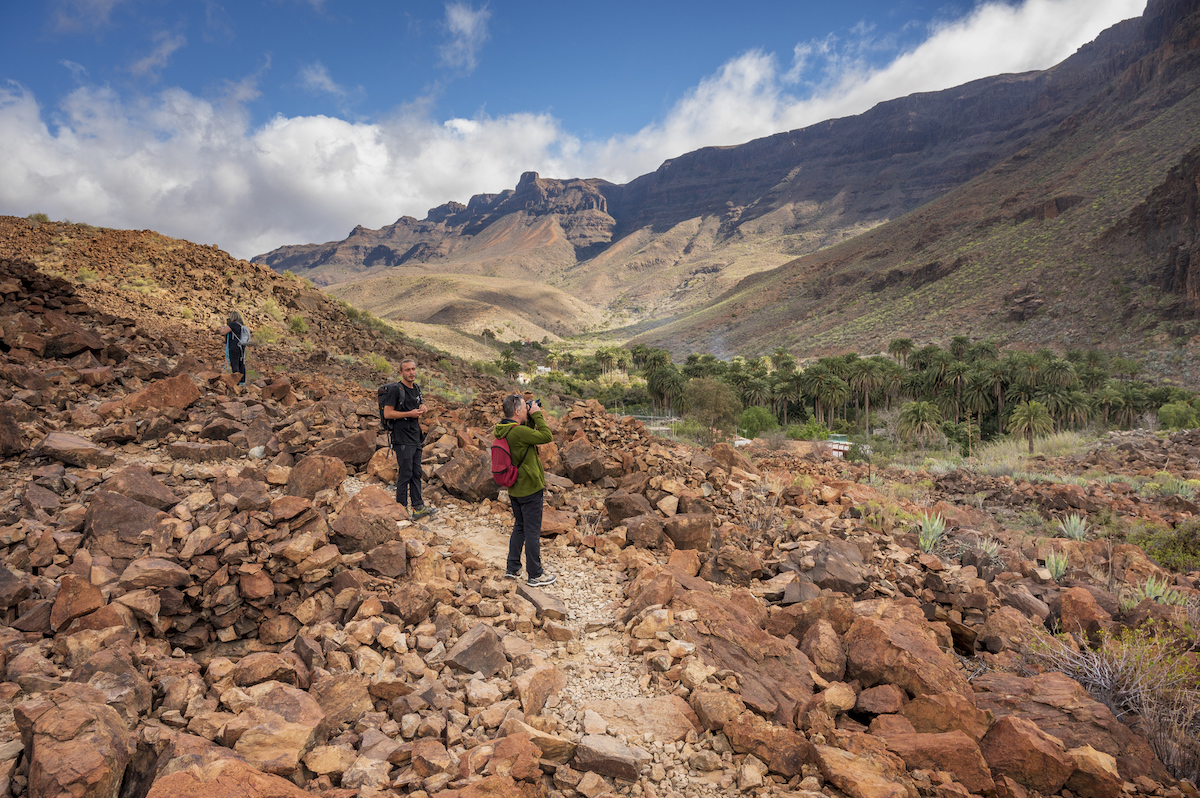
[527,573,557,587]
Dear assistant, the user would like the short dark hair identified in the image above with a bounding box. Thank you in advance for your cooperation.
[502,394,522,417]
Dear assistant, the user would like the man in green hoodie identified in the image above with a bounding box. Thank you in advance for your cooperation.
[494,394,557,587]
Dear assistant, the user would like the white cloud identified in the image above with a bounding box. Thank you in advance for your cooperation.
[0,0,1148,259]
[299,62,345,97]
[53,0,126,33]
[438,2,490,72]
[130,31,187,79]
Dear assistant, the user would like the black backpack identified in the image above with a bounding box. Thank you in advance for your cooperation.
[378,382,400,433]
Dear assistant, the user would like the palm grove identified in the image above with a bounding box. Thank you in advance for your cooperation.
[514,335,1200,452]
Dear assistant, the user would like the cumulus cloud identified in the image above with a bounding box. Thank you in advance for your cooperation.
[0,0,1147,259]
[438,2,490,72]
[130,31,187,79]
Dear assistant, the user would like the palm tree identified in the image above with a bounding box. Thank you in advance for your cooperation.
[500,358,521,379]
[945,360,971,423]
[888,338,914,368]
[819,376,851,426]
[1042,358,1078,389]
[1064,390,1091,430]
[1093,384,1122,427]
[898,401,942,448]
[648,365,685,411]
[544,351,560,370]
[774,372,806,425]
[770,347,794,372]
[1035,384,1070,431]
[642,348,671,375]
[849,357,887,434]
[950,335,971,360]
[967,340,999,363]
[595,347,617,377]
[977,359,1008,425]
[962,370,995,436]
[1008,400,1054,454]
[744,377,771,407]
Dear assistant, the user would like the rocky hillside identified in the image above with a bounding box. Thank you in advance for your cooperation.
[1,215,1200,797]
[632,0,1200,379]
[254,4,1157,339]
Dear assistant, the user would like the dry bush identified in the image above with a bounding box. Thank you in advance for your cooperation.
[1024,625,1200,782]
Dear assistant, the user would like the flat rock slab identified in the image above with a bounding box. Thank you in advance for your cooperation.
[516,584,567,620]
[572,734,651,781]
[39,432,116,467]
[581,695,700,743]
[445,622,508,677]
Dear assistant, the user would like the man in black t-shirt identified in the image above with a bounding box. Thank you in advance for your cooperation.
[382,358,437,519]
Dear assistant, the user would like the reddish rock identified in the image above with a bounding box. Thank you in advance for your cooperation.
[38,432,117,467]
[285,454,347,499]
[723,710,812,777]
[664,513,713,551]
[800,619,846,682]
[167,441,237,462]
[899,692,992,742]
[710,442,759,475]
[315,429,377,465]
[979,715,1074,795]
[581,696,699,743]
[104,465,180,510]
[690,691,746,730]
[856,684,906,715]
[972,670,1169,782]
[330,484,406,553]
[445,622,509,678]
[812,736,914,798]
[125,373,200,412]
[435,449,500,502]
[624,513,664,548]
[884,731,995,795]
[1059,586,1113,641]
[485,732,543,782]
[844,614,971,698]
[50,573,105,631]
[560,437,605,484]
[15,683,134,798]
[145,755,312,798]
[604,491,653,527]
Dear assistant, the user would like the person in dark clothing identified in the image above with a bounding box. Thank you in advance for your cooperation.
[493,394,556,586]
[382,358,437,519]
[218,310,248,384]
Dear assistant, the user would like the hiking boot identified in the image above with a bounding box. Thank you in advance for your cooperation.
[527,573,557,587]
[504,572,521,580]
[412,505,438,520]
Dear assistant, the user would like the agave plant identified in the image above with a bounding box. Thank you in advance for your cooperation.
[1045,549,1069,581]
[918,512,947,553]
[1056,514,1091,541]
[1121,575,1190,611]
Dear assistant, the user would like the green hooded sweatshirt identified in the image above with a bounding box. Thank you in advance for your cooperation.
[493,411,553,498]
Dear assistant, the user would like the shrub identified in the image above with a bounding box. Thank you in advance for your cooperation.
[27,212,50,223]
[366,353,391,374]
[918,512,946,553]
[119,276,157,294]
[1128,520,1200,573]
[262,298,283,321]
[181,308,194,319]
[252,327,278,346]
[739,406,779,439]
[1057,514,1091,541]
[787,418,831,441]
[1024,626,1200,783]
[76,267,98,283]
[288,315,308,334]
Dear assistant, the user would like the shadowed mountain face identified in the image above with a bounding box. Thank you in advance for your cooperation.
[630,0,1200,381]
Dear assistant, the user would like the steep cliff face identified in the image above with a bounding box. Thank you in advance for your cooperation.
[256,172,615,285]
[1125,144,1200,313]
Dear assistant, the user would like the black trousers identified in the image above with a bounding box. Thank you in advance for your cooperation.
[229,345,246,384]
[507,490,544,579]
[395,444,423,509]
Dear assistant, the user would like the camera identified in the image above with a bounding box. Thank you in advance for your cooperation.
[526,398,541,410]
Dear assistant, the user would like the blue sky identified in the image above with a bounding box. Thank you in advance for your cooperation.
[0,0,1147,258]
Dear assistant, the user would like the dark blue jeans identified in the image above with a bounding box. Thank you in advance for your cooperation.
[395,444,423,510]
[508,490,544,578]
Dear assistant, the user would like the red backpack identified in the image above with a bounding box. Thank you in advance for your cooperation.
[491,430,530,487]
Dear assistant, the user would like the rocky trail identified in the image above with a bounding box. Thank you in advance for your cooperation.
[0,217,1198,798]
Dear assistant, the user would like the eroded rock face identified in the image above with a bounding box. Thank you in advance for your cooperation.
[16,683,135,798]
[844,612,971,698]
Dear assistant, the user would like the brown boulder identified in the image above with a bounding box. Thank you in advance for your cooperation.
[710,442,759,475]
[972,670,1169,782]
[104,465,180,510]
[724,711,811,777]
[39,432,116,467]
[581,696,699,743]
[979,715,1074,795]
[50,573,105,631]
[15,683,134,798]
[885,731,995,795]
[899,692,992,742]
[604,491,652,527]
[624,513,664,548]
[285,455,347,499]
[84,490,168,565]
[800,619,846,682]
[560,437,605,484]
[435,449,500,502]
[330,484,406,553]
[314,430,377,465]
[1059,586,1112,641]
[145,755,311,798]
[664,513,712,551]
[125,373,200,412]
[845,614,971,698]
